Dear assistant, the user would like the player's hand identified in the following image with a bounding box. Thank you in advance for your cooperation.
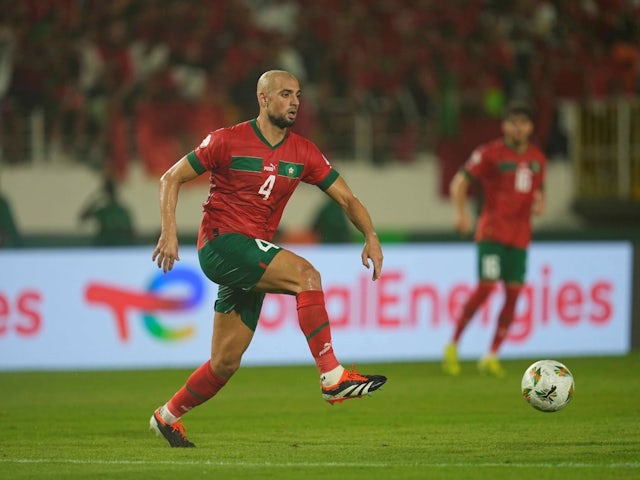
[532,190,545,216]
[361,233,383,281]
[152,233,180,273]
[454,211,473,236]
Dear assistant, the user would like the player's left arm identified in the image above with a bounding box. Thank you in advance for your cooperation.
[324,176,383,280]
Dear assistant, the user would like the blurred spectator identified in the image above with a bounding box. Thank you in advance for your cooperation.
[129,5,170,86]
[134,67,186,177]
[0,25,14,98]
[99,19,137,180]
[79,176,135,246]
[266,32,307,84]
[311,197,352,244]
[74,29,111,167]
[0,180,22,248]
[250,0,300,37]
[1,0,638,172]
[610,40,639,95]
[0,22,16,163]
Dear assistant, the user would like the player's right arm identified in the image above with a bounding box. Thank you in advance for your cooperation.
[532,188,545,216]
[152,155,201,273]
[449,171,473,236]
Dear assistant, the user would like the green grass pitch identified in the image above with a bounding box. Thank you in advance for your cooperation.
[1,354,638,480]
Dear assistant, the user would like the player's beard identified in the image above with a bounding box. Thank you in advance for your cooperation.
[506,134,528,152]
[268,111,295,129]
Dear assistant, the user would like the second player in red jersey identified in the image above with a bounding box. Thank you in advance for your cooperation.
[443,101,547,378]
[464,138,546,249]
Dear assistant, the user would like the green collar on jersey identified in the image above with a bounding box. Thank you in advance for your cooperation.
[250,118,288,149]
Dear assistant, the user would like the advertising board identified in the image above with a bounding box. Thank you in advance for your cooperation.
[0,242,631,370]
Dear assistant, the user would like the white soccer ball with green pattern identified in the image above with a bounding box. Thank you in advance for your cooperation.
[521,359,574,412]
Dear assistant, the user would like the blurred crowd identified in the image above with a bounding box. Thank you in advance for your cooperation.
[0,0,639,178]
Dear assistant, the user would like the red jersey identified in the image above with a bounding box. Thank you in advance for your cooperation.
[188,119,338,248]
[462,138,546,249]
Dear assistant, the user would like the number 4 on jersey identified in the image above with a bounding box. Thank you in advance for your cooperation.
[259,175,276,200]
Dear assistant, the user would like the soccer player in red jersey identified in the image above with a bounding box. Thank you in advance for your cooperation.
[149,70,386,447]
[443,101,547,378]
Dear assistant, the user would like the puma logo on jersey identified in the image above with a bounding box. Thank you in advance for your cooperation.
[263,163,277,172]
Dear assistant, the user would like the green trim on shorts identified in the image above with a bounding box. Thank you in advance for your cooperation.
[477,241,527,284]
[198,233,282,331]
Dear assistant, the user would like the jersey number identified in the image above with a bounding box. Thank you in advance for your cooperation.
[259,175,276,200]
[481,254,501,280]
[514,166,532,193]
[255,239,279,252]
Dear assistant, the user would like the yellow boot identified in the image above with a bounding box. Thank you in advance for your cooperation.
[442,343,461,376]
[477,354,506,378]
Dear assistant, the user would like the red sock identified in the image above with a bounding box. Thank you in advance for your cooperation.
[166,361,228,417]
[296,290,340,374]
[490,284,522,353]
[452,282,494,343]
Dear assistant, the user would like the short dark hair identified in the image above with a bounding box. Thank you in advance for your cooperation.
[502,101,534,122]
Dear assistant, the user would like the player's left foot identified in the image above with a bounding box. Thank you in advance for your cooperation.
[477,354,506,378]
[321,368,387,405]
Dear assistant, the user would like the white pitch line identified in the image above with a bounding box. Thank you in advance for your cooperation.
[1,459,639,469]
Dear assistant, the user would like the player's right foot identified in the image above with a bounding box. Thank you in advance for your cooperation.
[477,354,506,378]
[149,408,195,447]
[322,368,387,405]
[442,343,461,375]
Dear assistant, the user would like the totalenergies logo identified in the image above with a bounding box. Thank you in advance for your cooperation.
[85,267,205,342]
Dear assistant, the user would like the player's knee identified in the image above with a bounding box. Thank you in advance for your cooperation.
[210,354,241,378]
[296,259,322,290]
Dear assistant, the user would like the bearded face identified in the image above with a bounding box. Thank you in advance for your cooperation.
[267,110,296,129]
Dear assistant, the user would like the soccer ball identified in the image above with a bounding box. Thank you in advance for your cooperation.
[521,359,574,412]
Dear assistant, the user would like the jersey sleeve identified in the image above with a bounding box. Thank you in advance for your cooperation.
[301,141,339,190]
[462,145,492,180]
[189,129,226,173]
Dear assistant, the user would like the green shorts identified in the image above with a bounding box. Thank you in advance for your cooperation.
[477,241,527,284]
[198,233,282,331]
